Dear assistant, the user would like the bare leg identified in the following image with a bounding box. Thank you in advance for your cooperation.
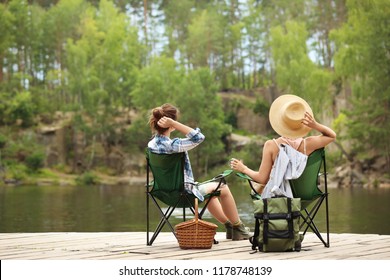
[203,183,240,224]
[205,197,229,223]
[218,186,240,224]
[202,182,250,240]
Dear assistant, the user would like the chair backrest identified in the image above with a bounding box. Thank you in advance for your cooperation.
[290,148,325,201]
[146,149,187,206]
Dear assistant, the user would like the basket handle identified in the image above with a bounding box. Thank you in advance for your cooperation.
[194,198,198,221]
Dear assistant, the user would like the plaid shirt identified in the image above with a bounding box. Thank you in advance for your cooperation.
[147,128,205,185]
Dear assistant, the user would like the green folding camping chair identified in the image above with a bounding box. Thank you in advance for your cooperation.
[146,148,232,246]
[236,148,330,247]
[289,148,329,247]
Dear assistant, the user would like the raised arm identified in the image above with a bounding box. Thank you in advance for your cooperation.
[158,116,193,135]
[303,112,337,154]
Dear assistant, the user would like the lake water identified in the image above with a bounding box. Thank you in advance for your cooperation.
[1,181,390,235]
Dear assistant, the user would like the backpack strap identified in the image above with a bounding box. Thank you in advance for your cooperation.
[287,198,294,239]
[263,198,269,244]
[251,218,260,251]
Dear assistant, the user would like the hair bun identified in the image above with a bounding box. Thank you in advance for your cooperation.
[152,107,163,119]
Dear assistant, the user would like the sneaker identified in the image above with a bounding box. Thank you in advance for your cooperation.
[232,223,251,241]
[224,221,233,239]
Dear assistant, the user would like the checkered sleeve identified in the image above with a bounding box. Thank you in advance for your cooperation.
[170,128,205,152]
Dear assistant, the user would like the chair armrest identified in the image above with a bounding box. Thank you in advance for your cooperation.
[194,170,233,198]
[215,169,233,179]
[200,169,233,185]
[236,172,253,181]
[236,172,263,198]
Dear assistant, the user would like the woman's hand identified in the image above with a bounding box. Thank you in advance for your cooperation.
[230,158,247,173]
[302,111,336,139]
[301,112,317,129]
[157,117,174,128]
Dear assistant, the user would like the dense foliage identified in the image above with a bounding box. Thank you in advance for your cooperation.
[0,0,389,178]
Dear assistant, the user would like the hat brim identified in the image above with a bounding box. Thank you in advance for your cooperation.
[269,94,313,138]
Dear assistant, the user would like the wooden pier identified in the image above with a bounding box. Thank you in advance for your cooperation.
[1,232,390,260]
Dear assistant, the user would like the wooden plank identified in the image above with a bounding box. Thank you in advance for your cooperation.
[0,232,389,260]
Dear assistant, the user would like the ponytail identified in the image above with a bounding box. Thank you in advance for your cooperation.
[148,103,178,134]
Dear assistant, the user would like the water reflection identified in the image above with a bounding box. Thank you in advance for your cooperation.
[0,182,389,234]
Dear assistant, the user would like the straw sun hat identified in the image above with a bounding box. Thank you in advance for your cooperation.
[269,94,313,139]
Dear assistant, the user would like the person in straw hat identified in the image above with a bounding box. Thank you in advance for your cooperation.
[148,103,251,240]
[230,94,336,196]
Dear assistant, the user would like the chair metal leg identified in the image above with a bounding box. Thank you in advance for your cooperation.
[323,152,330,247]
[147,190,150,245]
[324,192,330,247]
[149,205,177,245]
[148,195,181,246]
[299,195,329,247]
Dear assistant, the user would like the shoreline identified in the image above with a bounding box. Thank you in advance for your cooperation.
[2,172,390,189]
[1,171,146,187]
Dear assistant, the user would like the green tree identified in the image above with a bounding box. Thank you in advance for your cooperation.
[6,0,30,90]
[40,0,87,104]
[242,0,268,89]
[331,0,390,170]
[307,0,346,68]
[131,56,183,109]
[65,0,141,171]
[186,9,225,69]
[270,21,333,112]
[0,3,14,84]
[175,68,230,174]
[131,58,229,174]
[161,0,194,63]
[128,56,183,154]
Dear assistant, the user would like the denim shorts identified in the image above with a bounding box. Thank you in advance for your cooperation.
[197,181,227,197]
[186,181,227,201]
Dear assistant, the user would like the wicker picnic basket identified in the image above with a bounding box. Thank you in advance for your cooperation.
[175,198,218,249]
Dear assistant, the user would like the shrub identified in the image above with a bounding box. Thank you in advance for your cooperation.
[76,171,99,186]
[0,134,7,149]
[5,164,28,181]
[25,152,45,172]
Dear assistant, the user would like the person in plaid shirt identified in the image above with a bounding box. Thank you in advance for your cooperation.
[148,103,250,241]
